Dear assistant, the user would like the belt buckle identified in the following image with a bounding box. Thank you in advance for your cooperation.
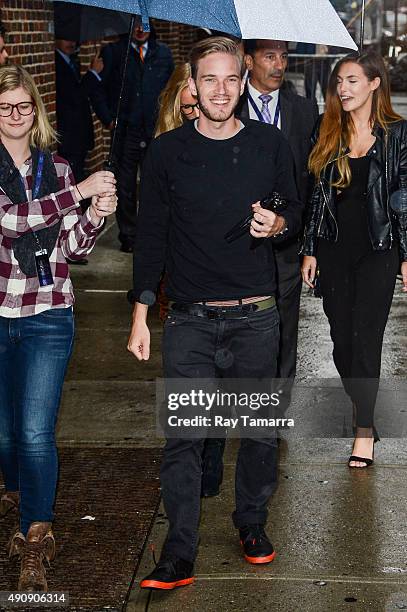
[207,308,219,320]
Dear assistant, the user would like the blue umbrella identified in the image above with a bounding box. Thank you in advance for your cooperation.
[55,0,358,49]
[54,0,358,166]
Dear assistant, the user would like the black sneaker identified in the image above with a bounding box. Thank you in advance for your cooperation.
[140,556,195,590]
[239,524,276,564]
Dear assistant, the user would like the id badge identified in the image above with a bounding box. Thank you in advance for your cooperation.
[35,249,54,286]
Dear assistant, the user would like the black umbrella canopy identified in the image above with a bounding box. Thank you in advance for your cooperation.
[54,1,131,42]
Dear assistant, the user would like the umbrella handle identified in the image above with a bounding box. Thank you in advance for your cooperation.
[107,14,137,168]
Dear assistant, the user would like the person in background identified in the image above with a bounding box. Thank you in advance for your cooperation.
[237,39,318,415]
[301,51,407,468]
[155,63,199,138]
[0,64,116,591]
[0,21,9,66]
[296,42,332,102]
[88,17,174,253]
[55,38,104,265]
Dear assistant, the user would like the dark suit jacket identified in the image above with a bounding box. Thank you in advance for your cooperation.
[236,83,319,205]
[55,51,94,155]
[87,36,174,138]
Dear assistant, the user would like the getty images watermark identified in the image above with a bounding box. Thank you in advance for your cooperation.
[155,378,407,439]
[156,379,295,438]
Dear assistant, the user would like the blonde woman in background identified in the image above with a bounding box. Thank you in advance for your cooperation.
[155,62,199,139]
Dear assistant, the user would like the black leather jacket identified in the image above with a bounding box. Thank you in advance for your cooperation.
[301,119,407,261]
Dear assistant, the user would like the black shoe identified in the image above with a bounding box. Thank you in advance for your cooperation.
[120,243,133,253]
[140,556,194,590]
[348,437,375,468]
[239,525,276,564]
[67,258,88,266]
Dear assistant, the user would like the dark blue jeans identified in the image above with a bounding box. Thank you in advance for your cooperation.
[161,304,280,563]
[0,308,74,535]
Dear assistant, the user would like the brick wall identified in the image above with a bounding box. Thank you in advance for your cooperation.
[0,1,56,126]
[0,1,199,172]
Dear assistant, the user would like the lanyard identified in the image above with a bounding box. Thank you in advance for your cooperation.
[20,152,45,250]
[19,151,44,200]
[248,91,281,127]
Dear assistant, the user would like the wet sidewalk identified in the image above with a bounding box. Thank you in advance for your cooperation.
[66,221,407,611]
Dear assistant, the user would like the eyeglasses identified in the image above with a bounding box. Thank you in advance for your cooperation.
[180,102,199,116]
[0,101,35,117]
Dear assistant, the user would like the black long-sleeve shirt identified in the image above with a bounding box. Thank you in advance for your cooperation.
[133,118,302,303]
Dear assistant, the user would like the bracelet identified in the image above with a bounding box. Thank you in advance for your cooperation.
[75,184,85,201]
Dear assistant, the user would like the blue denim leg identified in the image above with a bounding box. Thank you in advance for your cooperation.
[0,317,19,491]
[1,308,74,535]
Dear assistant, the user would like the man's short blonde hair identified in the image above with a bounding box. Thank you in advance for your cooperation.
[189,36,245,80]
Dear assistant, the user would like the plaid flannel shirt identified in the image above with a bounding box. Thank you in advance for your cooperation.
[0,154,103,318]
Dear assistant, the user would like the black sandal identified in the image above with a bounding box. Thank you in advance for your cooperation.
[348,439,375,468]
[348,454,374,468]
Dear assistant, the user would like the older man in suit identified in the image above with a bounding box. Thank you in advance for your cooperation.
[237,39,319,408]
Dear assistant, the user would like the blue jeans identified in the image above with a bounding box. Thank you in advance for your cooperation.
[161,304,280,562]
[0,308,74,535]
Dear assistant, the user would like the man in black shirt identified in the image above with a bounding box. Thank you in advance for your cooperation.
[128,37,302,591]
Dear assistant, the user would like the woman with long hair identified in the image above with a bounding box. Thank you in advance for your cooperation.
[301,51,407,468]
[155,62,199,138]
[0,64,116,591]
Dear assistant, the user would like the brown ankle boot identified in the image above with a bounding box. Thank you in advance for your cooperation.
[17,522,56,592]
[7,528,25,558]
[0,491,19,517]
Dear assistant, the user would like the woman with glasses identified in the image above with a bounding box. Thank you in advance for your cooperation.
[155,63,199,138]
[0,64,117,591]
[301,52,407,468]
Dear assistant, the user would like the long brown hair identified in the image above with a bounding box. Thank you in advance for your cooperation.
[0,64,57,149]
[309,51,402,188]
[155,63,193,137]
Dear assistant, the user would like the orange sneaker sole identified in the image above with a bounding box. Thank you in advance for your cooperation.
[243,549,276,564]
[140,576,195,590]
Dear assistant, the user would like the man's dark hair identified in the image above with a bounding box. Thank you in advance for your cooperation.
[244,39,288,56]
[0,21,6,39]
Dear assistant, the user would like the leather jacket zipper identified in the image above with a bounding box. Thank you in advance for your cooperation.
[384,135,393,248]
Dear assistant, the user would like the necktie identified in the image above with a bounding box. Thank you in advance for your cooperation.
[69,57,80,81]
[138,45,144,63]
[259,94,272,124]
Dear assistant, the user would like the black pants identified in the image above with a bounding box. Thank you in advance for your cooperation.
[304,58,331,101]
[274,242,302,410]
[58,149,90,212]
[318,240,399,427]
[161,305,280,562]
[113,125,150,248]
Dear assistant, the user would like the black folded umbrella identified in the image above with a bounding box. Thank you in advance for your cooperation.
[54,1,131,42]
[224,192,287,244]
